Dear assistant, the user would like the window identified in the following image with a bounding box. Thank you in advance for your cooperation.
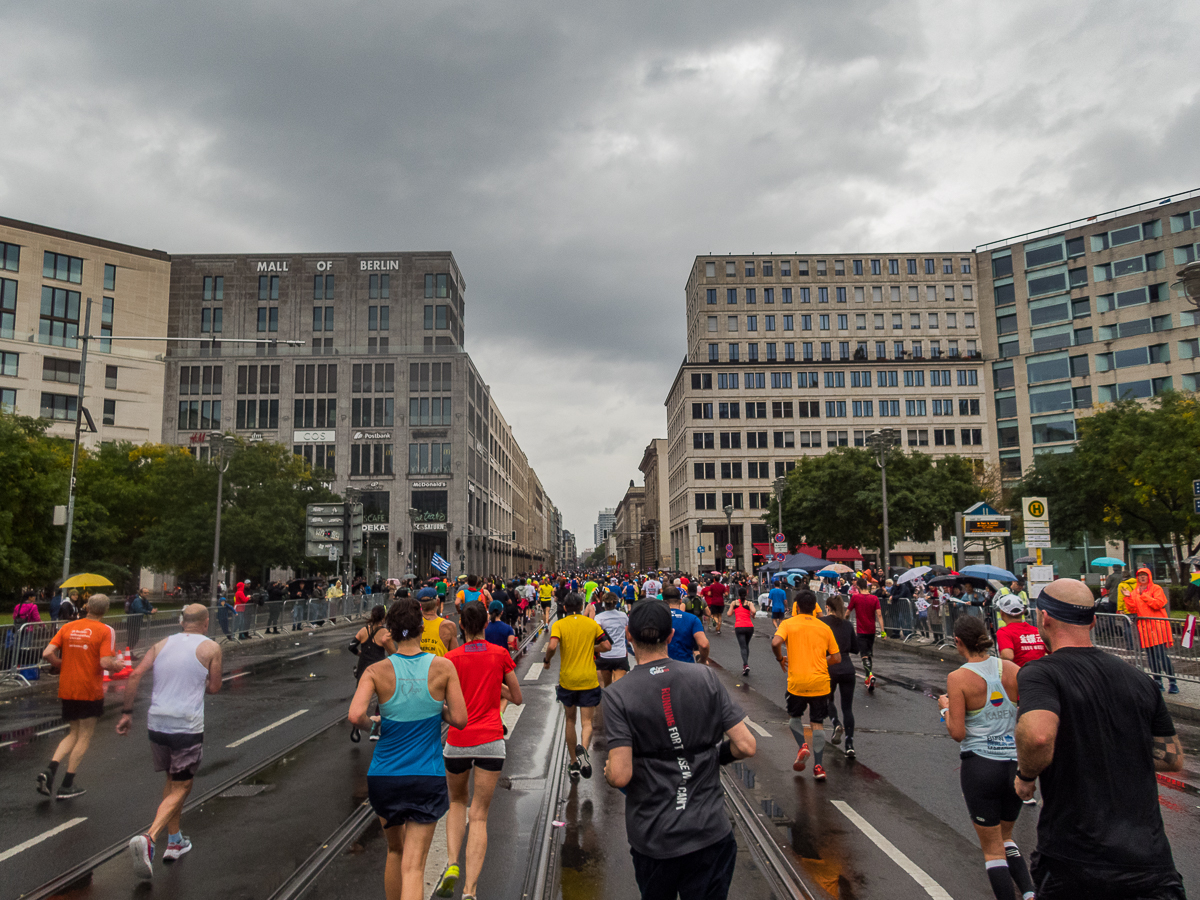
[933,428,956,446]
[958,398,981,416]
[903,370,924,387]
[692,432,714,450]
[691,402,714,420]
[905,399,927,416]
[200,306,223,334]
[750,344,761,362]
[783,288,793,304]
[424,274,451,299]
[695,492,717,511]
[408,395,452,426]
[0,278,15,338]
[852,400,873,417]
[43,252,82,284]
[101,364,118,390]
[995,391,1017,418]
[837,314,848,329]
[888,259,900,275]
[40,287,81,347]
[818,288,829,304]
[907,258,918,275]
[296,443,337,475]
[252,306,277,333]
[203,276,224,300]
[957,369,978,386]
[745,316,756,331]
[836,287,847,304]
[705,261,716,277]
[728,343,740,361]
[707,316,718,333]
[1,388,15,412]
[769,371,791,389]
[834,260,845,276]
[765,315,775,331]
[369,274,391,299]
[706,288,716,305]
[910,313,921,329]
[42,356,80,384]
[773,430,795,448]
[744,372,765,389]
[772,401,794,418]
[0,350,16,377]
[258,275,280,301]
[721,462,743,479]
[708,344,719,362]
[826,430,848,447]
[350,443,394,477]
[747,430,768,448]
[436,305,449,329]
[0,241,19,273]
[719,431,742,449]
[405,442,451,474]
[176,399,222,431]
[878,399,900,417]
[718,402,740,419]
[960,428,983,446]
[717,373,739,389]
[694,461,715,480]
[746,289,756,305]
[824,400,847,418]
[727,288,737,304]
[931,398,952,415]
[41,392,77,421]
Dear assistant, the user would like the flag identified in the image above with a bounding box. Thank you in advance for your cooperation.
[1183,614,1197,650]
[430,553,451,574]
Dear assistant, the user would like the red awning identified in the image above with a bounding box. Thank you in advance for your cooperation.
[797,544,862,562]
[752,543,771,555]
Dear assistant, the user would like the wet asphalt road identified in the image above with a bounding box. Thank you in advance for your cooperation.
[3,611,1198,900]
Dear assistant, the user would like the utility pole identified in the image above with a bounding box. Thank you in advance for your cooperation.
[60,300,93,583]
[867,429,898,575]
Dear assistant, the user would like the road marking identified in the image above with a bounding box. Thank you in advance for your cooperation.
[222,671,249,682]
[524,662,544,682]
[0,741,15,750]
[35,725,69,737]
[831,801,953,899]
[502,704,525,734]
[288,649,327,662]
[745,717,772,738]
[226,709,309,748]
[0,818,87,864]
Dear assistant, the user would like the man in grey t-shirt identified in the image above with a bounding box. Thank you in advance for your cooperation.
[603,602,756,900]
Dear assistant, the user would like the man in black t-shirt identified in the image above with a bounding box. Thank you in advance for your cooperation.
[602,602,756,900]
[1015,579,1185,900]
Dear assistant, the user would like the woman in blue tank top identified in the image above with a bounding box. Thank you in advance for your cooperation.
[938,615,1036,900]
[350,598,467,900]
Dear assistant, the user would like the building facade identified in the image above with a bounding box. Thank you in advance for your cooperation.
[162,251,553,582]
[667,252,988,573]
[639,437,670,570]
[594,508,616,547]
[977,190,1200,485]
[0,217,172,446]
[613,481,646,570]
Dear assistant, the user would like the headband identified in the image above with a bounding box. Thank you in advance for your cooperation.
[1036,592,1095,626]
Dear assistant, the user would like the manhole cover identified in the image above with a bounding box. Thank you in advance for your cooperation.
[219,783,272,798]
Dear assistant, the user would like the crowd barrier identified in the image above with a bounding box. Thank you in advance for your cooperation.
[0,596,375,688]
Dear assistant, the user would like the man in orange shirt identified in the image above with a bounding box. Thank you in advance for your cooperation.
[771,589,841,781]
[38,593,124,799]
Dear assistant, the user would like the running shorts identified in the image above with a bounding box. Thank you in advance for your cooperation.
[540,600,552,607]
[785,692,828,723]
[555,685,602,707]
[1030,853,1185,900]
[959,752,1022,827]
[61,698,104,721]
[149,731,204,781]
[707,605,725,616]
[368,774,450,827]
[595,656,630,672]
[444,756,504,774]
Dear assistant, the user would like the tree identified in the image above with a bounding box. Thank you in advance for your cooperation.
[765,448,982,560]
[1014,391,1200,582]
[0,414,70,594]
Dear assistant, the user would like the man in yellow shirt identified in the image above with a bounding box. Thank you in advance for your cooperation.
[537,579,555,627]
[545,593,611,781]
[771,590,840,781]
[419,596,459,657]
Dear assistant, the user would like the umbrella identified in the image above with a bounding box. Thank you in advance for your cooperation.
[1091,557,1125,567]
[1014,556,1037,565]
[816,569,842,579]
[928,565,951,576]
[826,563,855,574]
[927,574,988,588]
[896,566,931,585]
[59,573,114,589]
[959,564,1017,582]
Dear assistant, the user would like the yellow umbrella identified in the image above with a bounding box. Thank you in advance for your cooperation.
[59,573,114,589]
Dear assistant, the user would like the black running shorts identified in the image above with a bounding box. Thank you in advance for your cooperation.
[959,752,1022,827]
[785,691,828,723]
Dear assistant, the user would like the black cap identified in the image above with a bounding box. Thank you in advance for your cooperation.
[628,601,672,645]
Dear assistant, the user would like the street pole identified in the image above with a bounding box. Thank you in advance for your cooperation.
[724,504,734,573]
[60,299,93,582]
[867,429,896,575]
[880,458,890,575]
[208,433,232,607]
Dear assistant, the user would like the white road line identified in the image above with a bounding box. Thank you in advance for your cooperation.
[831,801,953,900]
[523,662,544,682]
[502,704,525,734]
[288,649,327,662]
[222,671,249,682]
[745,717,772,738]
[226,709,309,748]
[0,741,15,750]
[0,818,87,864]
[35,725,68,737]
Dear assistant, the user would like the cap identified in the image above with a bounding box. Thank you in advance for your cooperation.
[628,601,672,644]
[488,600,504,614]
[995,594,1025,616]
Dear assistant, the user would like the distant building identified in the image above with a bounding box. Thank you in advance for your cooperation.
[639,437,669,569]
[594,508,616,546]
[613,480,647,570]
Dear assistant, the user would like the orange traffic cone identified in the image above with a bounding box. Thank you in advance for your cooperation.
[111,647,134,680]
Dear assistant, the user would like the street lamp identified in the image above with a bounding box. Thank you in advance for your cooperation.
[772,476,786,544]
[695,518,704,573]
[723,504,734,572]
[208,432,236,607]
[866,429,900,575]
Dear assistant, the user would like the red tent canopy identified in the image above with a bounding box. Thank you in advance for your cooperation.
[797,544,862,563]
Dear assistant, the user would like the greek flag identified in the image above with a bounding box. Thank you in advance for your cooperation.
[431,553,451,574]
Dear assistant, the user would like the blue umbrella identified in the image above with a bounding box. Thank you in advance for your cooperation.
[1091,556,1124,567]
[959,564,1017,582]
[816,569,841,579]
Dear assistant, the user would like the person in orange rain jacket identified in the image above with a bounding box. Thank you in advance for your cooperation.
[1125,567,1178,694]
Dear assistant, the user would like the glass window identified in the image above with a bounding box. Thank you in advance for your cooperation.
[43,252,83,284]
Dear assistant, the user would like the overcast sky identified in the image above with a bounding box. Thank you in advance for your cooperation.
[1,1,1197,544]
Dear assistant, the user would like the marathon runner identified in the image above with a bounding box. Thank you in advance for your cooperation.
[544,593,611,780]
[595,592,630,687]
[666,588,709,664]
[118,604,223,879]
[352,605,398,741]
[537,578,554,627]
[847,578,886,691]
[994,595,1046,668]
[821,595,860,758]
[769,579,787,628]
[701,577,727,635]
[772,590,840,781]
[938,616,1035,900]
[420,595,460,657]
[726,587,756,676]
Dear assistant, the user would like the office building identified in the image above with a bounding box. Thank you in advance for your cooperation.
[613,480,646,570]
[977,189,1200,483]
[666,252,988,572]
[0,216,172,445]
[639,437,670,569]
[594,508,616,546]
[162,251,555,580]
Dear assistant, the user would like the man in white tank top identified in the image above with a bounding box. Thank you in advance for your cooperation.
[117,604,222,879]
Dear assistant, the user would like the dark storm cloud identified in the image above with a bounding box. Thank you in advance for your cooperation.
[0,0,1196,540]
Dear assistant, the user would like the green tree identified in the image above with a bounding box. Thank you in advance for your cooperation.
[766,448,981,561]
[0,413,70,594]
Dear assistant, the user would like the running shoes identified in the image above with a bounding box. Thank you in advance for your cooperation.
[792,744,810,772]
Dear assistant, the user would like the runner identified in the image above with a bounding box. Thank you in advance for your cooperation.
[537,579,555,628]
[437,601,522,900]
[937,616,1034,900]
[726,587,756,676]
[543,593,611,780]
[350,598,467,900]
[665,587,709,664]
[582,576,599,606]
[642,573,663,602]
[118,604,223,878]
[420,596,460,657]
[769,580,787,628]
[994,595,1046,668]
[621,578,637,609]
[701,577,727,635]
[37,594,124,799]
[771,590,840,781]
[484,601,517,653]
[454,575,485,617]
[847,578,886,692]
[352,605,398,741]
[595,592,630,687]
[821,595,860,758]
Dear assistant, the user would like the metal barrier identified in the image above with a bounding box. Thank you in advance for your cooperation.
[0,595,374,687]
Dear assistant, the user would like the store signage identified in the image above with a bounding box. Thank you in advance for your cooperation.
[353,431,391,440]
[360,259,401,271]
[963,516,1011,537]
[413,522,448,532]
[363,523,389,533]
[256,261,289,272]
[412,481,448,489]
[294,430,335,443]
[189,432,207,444]
[247,432,264,443]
